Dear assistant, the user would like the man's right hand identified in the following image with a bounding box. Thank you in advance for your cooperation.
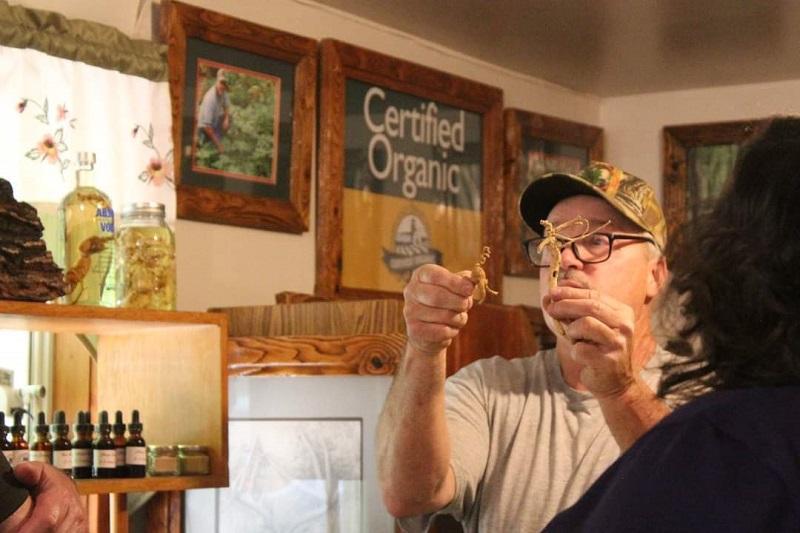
[403,264,475,357]
[12,462,87,533]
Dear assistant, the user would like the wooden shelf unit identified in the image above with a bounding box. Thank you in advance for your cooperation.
[0,300,229,495]
[75,475,224,495]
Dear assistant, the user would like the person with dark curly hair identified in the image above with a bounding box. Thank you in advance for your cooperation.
[544,116,800,532]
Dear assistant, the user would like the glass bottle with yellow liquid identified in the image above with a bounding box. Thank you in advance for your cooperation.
[59,152,115,306]
[115,202,176,310]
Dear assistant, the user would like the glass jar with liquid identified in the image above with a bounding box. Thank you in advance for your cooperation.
[115,203,175,310]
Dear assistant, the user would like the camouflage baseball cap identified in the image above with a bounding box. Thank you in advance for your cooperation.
[519,161,667,250]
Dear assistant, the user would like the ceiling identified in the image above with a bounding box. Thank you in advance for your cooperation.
[314,0,800,96]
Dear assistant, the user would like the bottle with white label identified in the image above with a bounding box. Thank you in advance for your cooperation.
[10,411,29,466]
[71,411,93,479]
[0,413,13,466]
[93,411,116,478]
[29,411,53,464]
[125,410,146,478]
[51,411,72,474]
[113,410,127,478]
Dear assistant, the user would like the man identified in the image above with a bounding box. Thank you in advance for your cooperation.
[377,162,673,531]
[0,457,87,532]
[197,68,231,154]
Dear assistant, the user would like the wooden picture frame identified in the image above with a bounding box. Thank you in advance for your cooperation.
[161,0,316,233]
[663,119,763,239]
[316,39,504,299]
[504,109,603,276]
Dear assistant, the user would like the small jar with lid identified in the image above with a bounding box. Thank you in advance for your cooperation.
[115,202,176,310]
[178,445,210,475]
[147,445,179,476]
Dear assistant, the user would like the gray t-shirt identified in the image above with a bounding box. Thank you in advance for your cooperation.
[399,346,671,532]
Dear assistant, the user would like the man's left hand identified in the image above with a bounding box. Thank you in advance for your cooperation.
[13,462,88,533]
[544,286,637,398]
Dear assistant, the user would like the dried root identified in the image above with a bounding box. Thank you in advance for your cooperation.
[538,217,609,335]
[469,246,498,304]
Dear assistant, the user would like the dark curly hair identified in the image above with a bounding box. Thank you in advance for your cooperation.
[658,116,800,400]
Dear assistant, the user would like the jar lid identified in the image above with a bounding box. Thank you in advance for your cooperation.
[177,445,209,453]
[147,444,178,454]
[122,202,165,218]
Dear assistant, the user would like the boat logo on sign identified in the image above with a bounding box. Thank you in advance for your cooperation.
[382,213,442,280]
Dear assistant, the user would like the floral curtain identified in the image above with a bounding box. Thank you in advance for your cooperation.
[0,0,174,260]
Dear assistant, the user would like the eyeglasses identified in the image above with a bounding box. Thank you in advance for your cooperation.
[522,232,656,267]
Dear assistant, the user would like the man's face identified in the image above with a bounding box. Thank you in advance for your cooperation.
[538,195,663,318]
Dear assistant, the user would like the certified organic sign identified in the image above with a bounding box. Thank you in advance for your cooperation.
[341,80,483,292]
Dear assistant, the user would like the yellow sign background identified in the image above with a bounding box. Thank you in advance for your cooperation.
[341,188,482,292]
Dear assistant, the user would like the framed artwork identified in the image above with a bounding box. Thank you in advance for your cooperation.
[316,39,504,298]
[220,419,362,532]
[504,109,603,276]
[185,375,395,532]
[663,119,763,239]
[161,1,316,233]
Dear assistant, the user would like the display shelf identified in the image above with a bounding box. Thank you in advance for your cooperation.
[75,475,227,495]
[0,300,229,494]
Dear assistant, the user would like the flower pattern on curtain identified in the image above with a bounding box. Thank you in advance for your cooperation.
[0,45,174,226]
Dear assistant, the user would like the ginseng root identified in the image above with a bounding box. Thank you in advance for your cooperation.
[469,246,499,304]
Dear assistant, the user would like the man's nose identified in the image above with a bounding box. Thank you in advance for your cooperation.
[558,243,583,270]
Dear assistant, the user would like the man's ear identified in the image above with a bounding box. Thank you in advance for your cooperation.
[646,255,668,300]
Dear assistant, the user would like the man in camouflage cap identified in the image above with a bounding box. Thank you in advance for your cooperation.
[520,160,667,250]
[379,161,675,532]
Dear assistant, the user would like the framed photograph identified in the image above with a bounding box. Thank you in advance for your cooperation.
[316,39,504,298]
[504,109,603,276]
[663,119,763,239]
[220,419,362,532]
[161,1,316,233]
[185,375,395,532]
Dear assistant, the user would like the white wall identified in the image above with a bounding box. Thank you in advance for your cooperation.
[600,79,800,203]
[12,0,600,311]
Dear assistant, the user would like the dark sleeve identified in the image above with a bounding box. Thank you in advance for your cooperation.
[0,453,29,523]
[543,419,799,532]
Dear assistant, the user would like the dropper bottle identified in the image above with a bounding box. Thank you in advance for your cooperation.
[125,410,146,478]
[10,411,29,466]
[29,411,53,464]
[51,410,72,474]
[93,411,116,478]
[71,411,93,479]
[0,413,13,465]
[113,410,127,478]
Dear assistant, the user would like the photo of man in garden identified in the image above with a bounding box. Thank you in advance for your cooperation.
[192,62,280,183]
[197,67,232,154]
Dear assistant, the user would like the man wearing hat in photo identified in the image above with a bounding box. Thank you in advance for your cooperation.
[377,161,675,532]
[197,67,231,154]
